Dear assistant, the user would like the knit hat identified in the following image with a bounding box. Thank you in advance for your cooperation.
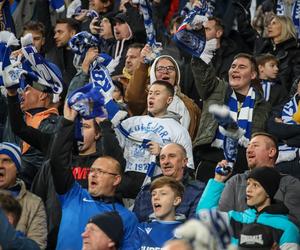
[0,143,21,172]
[88,211,124,247]
[247,167,281,200]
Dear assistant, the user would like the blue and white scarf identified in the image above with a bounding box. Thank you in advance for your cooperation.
[277,0,300,39]
[173,2,208,58]
[212,87,255,149]
[49,0,65,13]
[137,0,162,64]
[209,104,245,174]
[21,36,64,103]
[89,54,157,184]
[277,95,299,163]
[261,80,274,102]
[68,31,100,70]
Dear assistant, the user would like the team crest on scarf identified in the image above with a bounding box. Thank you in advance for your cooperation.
[173,1,208,58]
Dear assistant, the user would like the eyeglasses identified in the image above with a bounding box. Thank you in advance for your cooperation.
[89,168,119,176]
[0,158,13,166]
[155,66,176,73]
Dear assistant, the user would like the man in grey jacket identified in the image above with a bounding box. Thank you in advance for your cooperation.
[218,132,300,227]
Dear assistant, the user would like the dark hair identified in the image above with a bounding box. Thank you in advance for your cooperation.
[56,18,80,33]
[150,176,185,200]
[0,192,22,227]
[23,21,45,37]
[233,53,258,74]
[207,16,225,31]
[113,80,125,97]
[128,43,144,50]
[151,80,175,97]
[251,132,279,161]
[255,53,279,66]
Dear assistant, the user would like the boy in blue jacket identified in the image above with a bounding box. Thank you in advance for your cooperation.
[134,176,185,249]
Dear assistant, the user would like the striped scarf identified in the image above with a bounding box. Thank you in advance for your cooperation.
[261,80,274,102]
[277,0,300,38]
[277,95,299,163]
[212,87,255,149]
[173,2,208,58]
[137,0,162,63]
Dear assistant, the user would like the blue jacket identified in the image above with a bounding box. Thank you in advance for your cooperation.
[134,218,182,249]
[197,179,300,249]
[133,173,205,222]
[56,182,138,250]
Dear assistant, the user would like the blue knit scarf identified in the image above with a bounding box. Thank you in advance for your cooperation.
[212,87,255,149]
[277,95,299,163]
[277,0,300,38]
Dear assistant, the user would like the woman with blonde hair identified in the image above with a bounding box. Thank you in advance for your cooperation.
[235,5,300,92]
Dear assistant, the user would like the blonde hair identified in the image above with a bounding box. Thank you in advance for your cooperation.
[272,15,297,43]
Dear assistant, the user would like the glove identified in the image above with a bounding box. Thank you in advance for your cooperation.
[199,38,217,64]
[208,104,244,139]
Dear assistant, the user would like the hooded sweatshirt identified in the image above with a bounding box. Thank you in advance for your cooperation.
[149,55,191,130]
[116,111,194,174]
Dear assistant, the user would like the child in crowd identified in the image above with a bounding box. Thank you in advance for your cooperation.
[197,166,300,249]
[134,176,185,249]
[256,53,288,107]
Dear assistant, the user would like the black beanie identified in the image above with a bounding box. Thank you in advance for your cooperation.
[247,167,281,200]
[88,211,124,247]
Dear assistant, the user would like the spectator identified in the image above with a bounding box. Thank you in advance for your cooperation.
[256,53,288,107]
[218,132,300,227]
[0,192,22,228]
[6,73,62,189]
[134,176,185,249]
[0,142,47,249]
[112,43,144,91]
[50,104,138,250]
[110,4,146,75]
[236,7,300,92]
[116,81,194,198]
[267,79,300,178]
[82,211,124,250]
[192,53,270,182]
[0,207,40,250]
[125,46,201,140]
[197,166,300,248]
[46,18,80,86]
[31,115,125,249]
[203,17,244,81]
[133,143,205,222]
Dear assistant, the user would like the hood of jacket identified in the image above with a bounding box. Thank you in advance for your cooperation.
[149,110,181,123]
[149,55,181,92]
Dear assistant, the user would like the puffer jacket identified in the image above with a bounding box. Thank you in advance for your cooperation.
[191,57,270,147]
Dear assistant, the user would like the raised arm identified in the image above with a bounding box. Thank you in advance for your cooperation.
[49,104,77,195]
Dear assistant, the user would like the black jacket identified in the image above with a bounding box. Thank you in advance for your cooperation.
[31,118,125,249]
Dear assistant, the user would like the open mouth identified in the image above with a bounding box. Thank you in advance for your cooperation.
[0,168,5,179]
[153,203,162,210]
[232,75,241,80]
[148,101,154,108]
[162,76,170,81]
